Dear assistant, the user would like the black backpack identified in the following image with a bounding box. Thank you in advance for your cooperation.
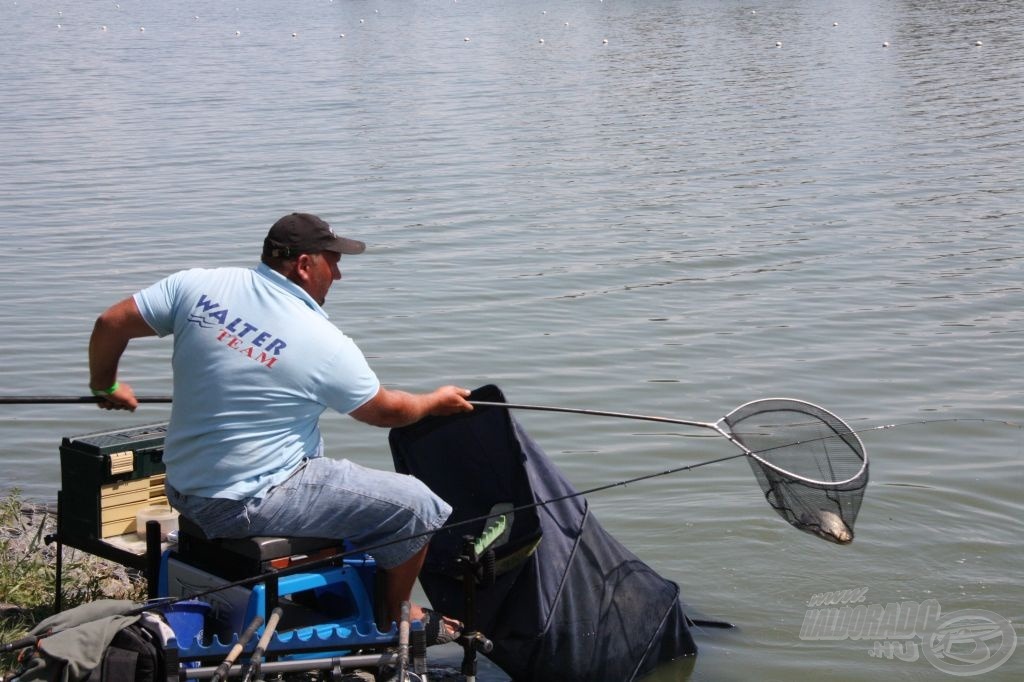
[85,617,174,682]
[11,608,177,682]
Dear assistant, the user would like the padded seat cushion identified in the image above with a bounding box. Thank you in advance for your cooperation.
[178,515,341,562]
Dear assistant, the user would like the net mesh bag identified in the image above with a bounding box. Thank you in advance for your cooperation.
[721,399,868,544]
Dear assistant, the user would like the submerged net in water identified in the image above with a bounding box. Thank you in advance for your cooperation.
[720,399,868,544]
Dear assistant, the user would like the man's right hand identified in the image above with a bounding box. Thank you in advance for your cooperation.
[94,382,139,412]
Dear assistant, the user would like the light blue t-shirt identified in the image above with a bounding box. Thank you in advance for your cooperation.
[134,263,381,499]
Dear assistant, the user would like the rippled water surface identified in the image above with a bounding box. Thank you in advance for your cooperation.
[1,0,1022,679]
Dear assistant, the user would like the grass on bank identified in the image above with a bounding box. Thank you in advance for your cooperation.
[0,489,147,674]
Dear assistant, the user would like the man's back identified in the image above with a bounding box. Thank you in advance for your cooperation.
[134,264,379,499]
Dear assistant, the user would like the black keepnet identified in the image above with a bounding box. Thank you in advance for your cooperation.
[389,385,696,682]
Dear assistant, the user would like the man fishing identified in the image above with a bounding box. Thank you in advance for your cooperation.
[87,211,471,645]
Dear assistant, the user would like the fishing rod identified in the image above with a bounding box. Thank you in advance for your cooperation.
[0,445,750,655]
[101,411,1010,596]
[0,396,172,404]
[3,421,894,598]
[0,397,1015,653]
[0,418,886,653]
[0,417,1006,654]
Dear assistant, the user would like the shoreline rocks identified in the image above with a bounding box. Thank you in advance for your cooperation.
[1,496,145,617]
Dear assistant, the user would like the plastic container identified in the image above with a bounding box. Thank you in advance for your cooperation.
[163,599,211,646]
[135,503,180,540]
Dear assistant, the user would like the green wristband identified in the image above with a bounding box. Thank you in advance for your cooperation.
[91,381,120,397]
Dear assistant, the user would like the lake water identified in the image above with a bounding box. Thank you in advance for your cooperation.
[1,0,1021,679]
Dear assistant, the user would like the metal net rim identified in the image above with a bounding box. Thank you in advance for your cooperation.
[719,397,869,488]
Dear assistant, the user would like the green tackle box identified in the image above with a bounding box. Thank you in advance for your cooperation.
[59,422,169,541]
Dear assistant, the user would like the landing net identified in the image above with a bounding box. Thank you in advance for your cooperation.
[721,399,868,544]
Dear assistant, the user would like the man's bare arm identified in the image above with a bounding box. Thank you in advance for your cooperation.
[88,296,158,410]
[349,385,473,428]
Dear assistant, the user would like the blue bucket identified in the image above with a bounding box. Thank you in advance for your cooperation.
[163,600,211,645]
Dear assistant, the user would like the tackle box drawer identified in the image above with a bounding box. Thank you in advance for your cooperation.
[59,422,169,540]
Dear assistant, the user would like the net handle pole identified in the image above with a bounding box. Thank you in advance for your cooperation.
[468,401,715,430]
[471,399,868,487]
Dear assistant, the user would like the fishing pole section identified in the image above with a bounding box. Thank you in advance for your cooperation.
[5,391,869,631]
[9,386,1014,679]
[0,396,173,404]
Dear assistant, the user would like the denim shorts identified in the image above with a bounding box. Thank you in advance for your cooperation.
[165,457,452,569]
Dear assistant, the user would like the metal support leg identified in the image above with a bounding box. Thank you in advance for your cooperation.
[47,492,65,613]
[265,572,279,617]
[458,536,493,682]
[145,520,162,600]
